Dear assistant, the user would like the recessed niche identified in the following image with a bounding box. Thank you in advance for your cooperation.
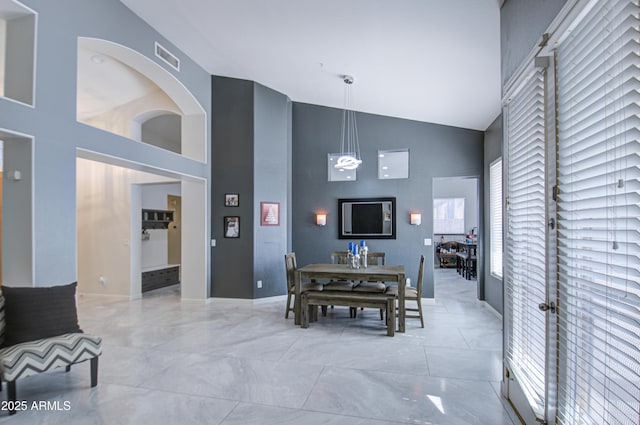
[0,129,33,285]
[0,0,36,105]
[140,113,181,154]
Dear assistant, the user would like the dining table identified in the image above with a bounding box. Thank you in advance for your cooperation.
[294,263,407,332]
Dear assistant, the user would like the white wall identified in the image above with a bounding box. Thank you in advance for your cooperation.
[433,176,479,238]
[76,158,177,297]
[81,89,180,140]
[141,183,180,268]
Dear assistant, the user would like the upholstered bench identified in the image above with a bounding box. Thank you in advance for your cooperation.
[0,283,102,415]
[301,290,396,336]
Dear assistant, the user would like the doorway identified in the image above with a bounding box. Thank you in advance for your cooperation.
[432,176,480,301]
[76,153,207,300]
[167,194,181,266]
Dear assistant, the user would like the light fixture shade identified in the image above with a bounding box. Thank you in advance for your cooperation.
[335,75,362,170]
[410,213,422,226]
[316,213,327,226]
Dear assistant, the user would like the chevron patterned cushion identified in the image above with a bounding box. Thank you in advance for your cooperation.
[0,333,102,382]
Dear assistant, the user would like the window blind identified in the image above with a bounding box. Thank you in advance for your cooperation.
[504,67,547,418]
[490,159,503,278]
[555,1,640,424]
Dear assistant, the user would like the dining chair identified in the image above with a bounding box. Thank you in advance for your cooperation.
[385,254,425,328]
[324,251,355,291]
[284,252,323,319]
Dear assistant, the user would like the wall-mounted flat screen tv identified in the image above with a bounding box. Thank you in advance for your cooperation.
[338,197,396,239]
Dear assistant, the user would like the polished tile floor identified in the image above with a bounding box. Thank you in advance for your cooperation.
[0,269,518,424]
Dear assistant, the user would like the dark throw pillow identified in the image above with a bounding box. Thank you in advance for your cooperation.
[2,282,82,347]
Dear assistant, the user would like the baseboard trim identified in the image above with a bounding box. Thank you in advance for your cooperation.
[481,300,503,319]
[206,295,286,305]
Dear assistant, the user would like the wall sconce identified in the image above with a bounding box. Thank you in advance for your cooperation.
[410,213,422,226]
[316,213,327,226]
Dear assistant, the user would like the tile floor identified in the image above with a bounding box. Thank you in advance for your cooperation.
[0,269,519,424]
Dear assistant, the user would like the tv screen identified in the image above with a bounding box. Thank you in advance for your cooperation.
[352,203,383,234]
[338,197,396,239]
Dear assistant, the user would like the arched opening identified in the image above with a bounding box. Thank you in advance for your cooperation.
[132,110,182,154]
[76,37,206,162]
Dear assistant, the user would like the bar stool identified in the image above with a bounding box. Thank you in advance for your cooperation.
[456,252,468,276]
[467,255,477,280]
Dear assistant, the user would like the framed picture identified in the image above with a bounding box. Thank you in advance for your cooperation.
[260,202,280,226]
[225,193,239,207]
[224,216,240,238]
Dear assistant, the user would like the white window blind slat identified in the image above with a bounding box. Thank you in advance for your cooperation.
[558,0,635,65]
[555,1,640,424]
[504,66,547,418]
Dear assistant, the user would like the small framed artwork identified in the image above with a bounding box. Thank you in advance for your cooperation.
[224,216,240,238]
[260,202,280,226]
[225,193,239,207]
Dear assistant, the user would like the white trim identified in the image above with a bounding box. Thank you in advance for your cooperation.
[482,300,502,320]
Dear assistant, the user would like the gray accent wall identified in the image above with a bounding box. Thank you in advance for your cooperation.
[483,114,503,314]
[253,83,290,299]
[501,0,567,86]
[211,77,254,299]
[211,76,290,299]
[292,102,484,299]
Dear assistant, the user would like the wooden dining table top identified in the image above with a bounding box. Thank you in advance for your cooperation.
[296,263,405,281]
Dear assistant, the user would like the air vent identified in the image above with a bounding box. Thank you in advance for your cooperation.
[155,42,180,71]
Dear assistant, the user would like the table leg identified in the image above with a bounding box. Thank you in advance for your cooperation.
[294,270,302,326]
[398,273,406,333]
[301,293,309,328]
[386,298,395,336]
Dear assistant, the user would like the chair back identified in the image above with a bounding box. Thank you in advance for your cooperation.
[416,255,425,298]
[330,251,348,264]
[284,253,297,292]
[366,251,385,266]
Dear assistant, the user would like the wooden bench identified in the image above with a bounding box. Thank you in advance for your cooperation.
[300,291,396,336]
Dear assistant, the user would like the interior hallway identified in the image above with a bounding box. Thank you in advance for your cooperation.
[0,268,517,424]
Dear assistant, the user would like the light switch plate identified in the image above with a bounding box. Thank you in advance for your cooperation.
[424,238,432,246]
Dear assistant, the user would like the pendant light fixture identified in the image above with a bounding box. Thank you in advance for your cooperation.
[334,75,362,170]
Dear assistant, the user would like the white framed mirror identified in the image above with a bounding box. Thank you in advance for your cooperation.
[378,149,409,179]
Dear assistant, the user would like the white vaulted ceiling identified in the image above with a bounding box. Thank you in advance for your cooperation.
[120,0,501,131]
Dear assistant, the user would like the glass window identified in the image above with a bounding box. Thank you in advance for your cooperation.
[489,158,503,278]
[433,198,464,234]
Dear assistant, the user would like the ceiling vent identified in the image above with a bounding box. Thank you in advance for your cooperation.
[155,42,180,71]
